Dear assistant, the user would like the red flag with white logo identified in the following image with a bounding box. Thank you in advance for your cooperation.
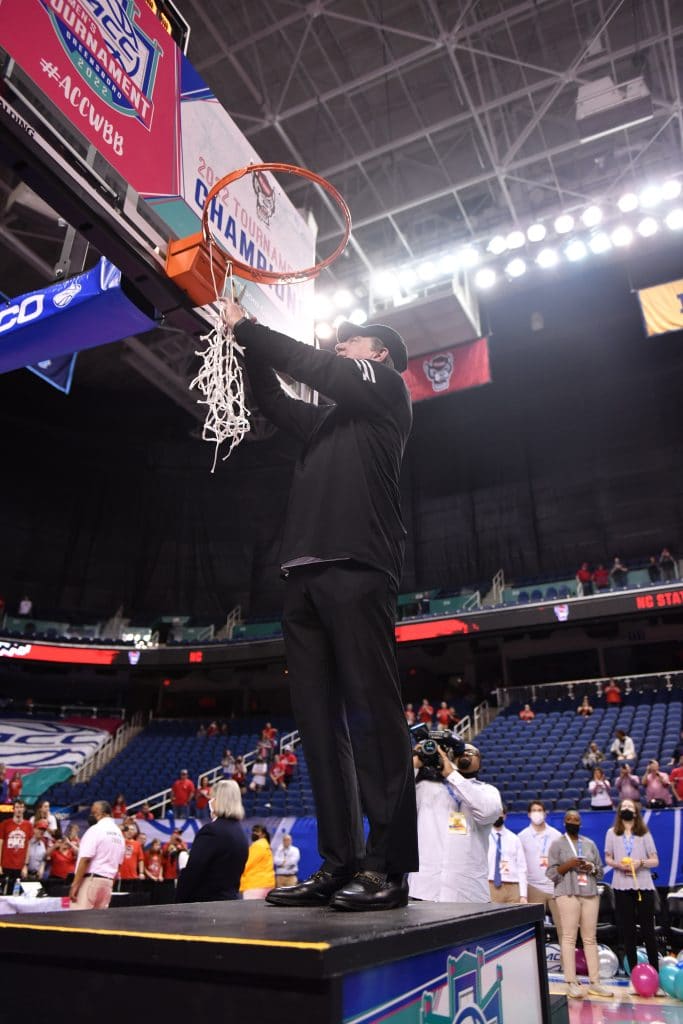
[403,337,491,401]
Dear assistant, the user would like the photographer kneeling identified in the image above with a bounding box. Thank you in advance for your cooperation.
[408,733,502,902]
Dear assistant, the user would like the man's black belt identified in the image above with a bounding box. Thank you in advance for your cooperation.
[84,873,113,879]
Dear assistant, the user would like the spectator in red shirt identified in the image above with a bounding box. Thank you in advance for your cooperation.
[45,835,77,893]
[519,704,535,721]
[118,824,145,890]
[112,794,127,819]
[270,756,288,790]
[8,772,23,801]
[171,769,195,818]
[162,831,188,883]
[404,703,416,725]
[262,722,278,743]
[435,702,451,728]
[417,699,434,725]
[206,721,219,737]
[144,838,164,884]
[576,562,593,596]
[196,776,212,820]
[233,757,247,794]
[577,696,594,716]
[670,755,683,803]
[603,679,622,705]
[593,565,610,591]
[135,802,155,820]
[448,706,461,728]
[281,746,298,784]
[0,799,32,893]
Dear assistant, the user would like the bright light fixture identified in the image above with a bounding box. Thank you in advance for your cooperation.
[372,272,396,297]
[636,217,658,238]
[417,260,437,281]
[611,225,633,247]
[581,205,603,227]
[536,247,558,268]
[487,235,507,255]
[588,232,611,254]
[315,321,334,340]
[617,192,638,213]
[639,185,661,208]
[332,314,346,328]
[399,268,417,290]
[333,288,353,309]
[505,257,526,278]
[554,214,574,234]
[438,252,459,274]
[474,267,496,289]
[527,223,547,243]
[665,208,683,230]
[349,307,368,324]
[506,230,525,250]
[565,239,587,261]
[458,246,480,268]
[661,179,682,201]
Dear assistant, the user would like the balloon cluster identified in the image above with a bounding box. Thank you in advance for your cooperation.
[658,953,683,1000]
[626,949,683,999]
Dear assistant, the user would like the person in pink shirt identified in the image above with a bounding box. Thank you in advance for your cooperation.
[615,763,641,804]
[641,760,672,808]
[69,801,125,909]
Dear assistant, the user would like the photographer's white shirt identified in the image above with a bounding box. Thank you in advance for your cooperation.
[409,769,502,903]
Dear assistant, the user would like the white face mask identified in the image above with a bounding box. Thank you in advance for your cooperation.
[530,810,545,826]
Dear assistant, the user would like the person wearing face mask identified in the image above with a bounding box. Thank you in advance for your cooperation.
[240,824,275,900]
[547,811,610,1000]
[176,780,249,903]
[487,807,528,904]
[604,801,659,980]
[518,801,563,937]
[408,743,502,902]
[69,801,125,910]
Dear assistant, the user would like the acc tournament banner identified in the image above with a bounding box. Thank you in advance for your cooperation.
[0,1,316,341]
[637,278,683,337]
[0,719,108,768]
[404,337,491,402]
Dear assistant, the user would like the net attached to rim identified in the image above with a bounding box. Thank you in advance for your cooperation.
[180,163,351,471]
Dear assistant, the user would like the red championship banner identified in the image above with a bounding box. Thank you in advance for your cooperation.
[403,337,491,402]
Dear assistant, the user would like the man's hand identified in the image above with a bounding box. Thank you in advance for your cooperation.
[438,746,455,778]
[217,298,246,331]
[69,881,80,900]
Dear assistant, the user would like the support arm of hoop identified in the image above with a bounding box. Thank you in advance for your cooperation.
[235,320,407,420]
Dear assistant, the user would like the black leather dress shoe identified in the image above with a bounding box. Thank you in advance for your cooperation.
[265,870,351,907]
[329,871,409,911]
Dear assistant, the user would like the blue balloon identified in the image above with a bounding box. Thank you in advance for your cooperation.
[660,963,678,996]
[673,968,683,1001]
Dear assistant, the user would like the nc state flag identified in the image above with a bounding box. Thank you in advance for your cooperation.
[403,337,491,401]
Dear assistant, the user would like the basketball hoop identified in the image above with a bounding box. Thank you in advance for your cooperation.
[173,164,351,469]
[165,162,352,304]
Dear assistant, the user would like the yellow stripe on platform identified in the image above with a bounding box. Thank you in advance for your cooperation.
[0,920,330,950]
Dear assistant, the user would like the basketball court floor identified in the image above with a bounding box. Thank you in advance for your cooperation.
[547,978,683,1023]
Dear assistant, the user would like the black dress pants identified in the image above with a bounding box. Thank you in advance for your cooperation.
[613,889,659,970]
[283,563,418,875]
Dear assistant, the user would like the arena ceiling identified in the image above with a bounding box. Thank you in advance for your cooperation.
[0,0,682,410]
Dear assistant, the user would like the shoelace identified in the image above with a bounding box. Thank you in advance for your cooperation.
[353,870,386,888]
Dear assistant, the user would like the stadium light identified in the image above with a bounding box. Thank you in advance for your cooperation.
[505,257,526,278]
[372,271,396,297]
[487,235,507,255]
[611,225,633,247]
[313,294,334,319]
[554,214,574,234]
[333,288,353,309]
[527,223,547,243]
[565,239,587,261]
[665,208,683,230]
[348,307,368,324]
[588,232,612,254]
[458,246,480,268]
[536,248,558,269]
[417,260,437,281]
[474,267,497,289]
[617,192,638,213]
[636,217,658,238]
[332,314,346,328]
[315,321,334,340]
[638,185,661,208]
[581,205,603,228]
[399,268,417,290]
[438,252,459,274]
[661,179,682,201]
[506,230,525,250]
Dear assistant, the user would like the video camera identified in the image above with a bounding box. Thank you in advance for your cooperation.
[410,722,466,781]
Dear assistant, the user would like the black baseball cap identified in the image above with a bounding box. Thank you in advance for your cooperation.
[336,321,408,372]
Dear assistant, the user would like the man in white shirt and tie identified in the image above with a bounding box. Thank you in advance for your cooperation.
[518,800,563,936]
[273,833,300,887]
[488,806,528,904]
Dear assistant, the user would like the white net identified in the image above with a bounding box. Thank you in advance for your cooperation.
[189,259,250,472]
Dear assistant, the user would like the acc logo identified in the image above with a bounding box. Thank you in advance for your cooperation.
[0,295,44,334]
[46,0,162,129]
[545,942,562,971]
[252,170,276,226]
[423,351,454,393]
[53,280,83,308]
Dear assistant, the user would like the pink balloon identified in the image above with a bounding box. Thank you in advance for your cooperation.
[631,963,659,998]
[575,948,588,976]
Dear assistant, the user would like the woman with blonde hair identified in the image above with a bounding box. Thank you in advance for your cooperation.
[176,780,249,903]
